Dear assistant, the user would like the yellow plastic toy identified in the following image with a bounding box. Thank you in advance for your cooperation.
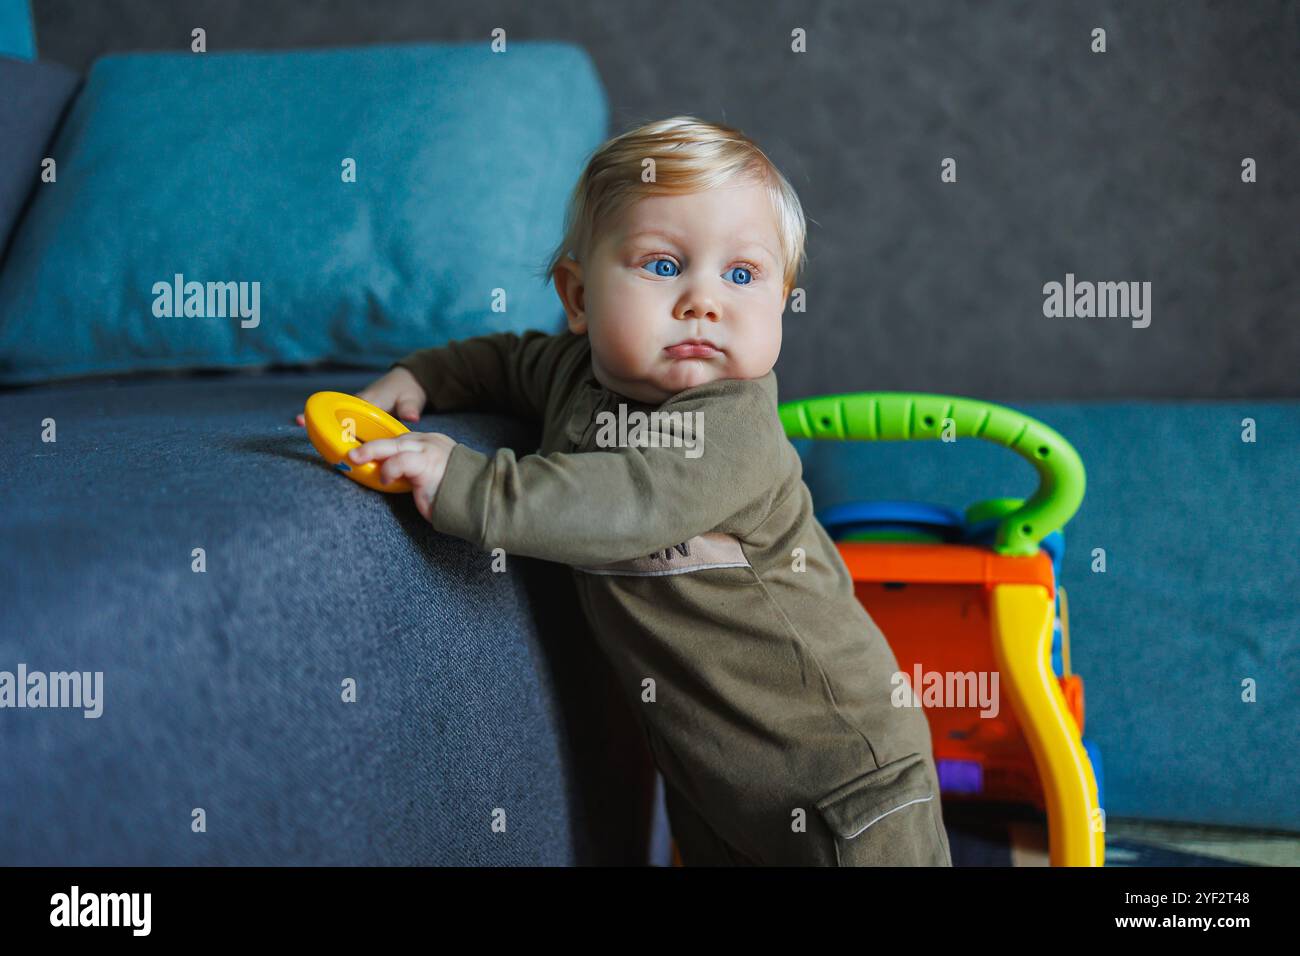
[303,390,413,493]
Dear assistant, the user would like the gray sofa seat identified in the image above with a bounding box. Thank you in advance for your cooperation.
[0,369,655,864]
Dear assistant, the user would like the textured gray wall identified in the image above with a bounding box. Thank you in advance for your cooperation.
[33,0,1299,400]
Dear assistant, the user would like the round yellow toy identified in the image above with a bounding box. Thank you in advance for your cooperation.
[304,390,413,493]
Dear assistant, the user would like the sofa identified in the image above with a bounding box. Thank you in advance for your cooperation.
[1,37,1295,866]
[0,40,672,866]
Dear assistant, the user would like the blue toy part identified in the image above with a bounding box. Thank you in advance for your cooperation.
[818,498,1068,574]
[1051,616,1064,677]
[817,500,965,542]
[1082,738,1105,812]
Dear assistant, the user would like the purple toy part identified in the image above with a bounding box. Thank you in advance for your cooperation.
[937,758,983,795]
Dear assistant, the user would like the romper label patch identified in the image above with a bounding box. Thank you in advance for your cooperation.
[574,532,751,577]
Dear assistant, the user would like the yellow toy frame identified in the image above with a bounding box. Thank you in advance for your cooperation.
[303,390,413,494]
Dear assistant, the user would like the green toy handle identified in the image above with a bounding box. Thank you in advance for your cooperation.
[778,391,1086,557]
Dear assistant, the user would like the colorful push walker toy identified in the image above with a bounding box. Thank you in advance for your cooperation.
[303,390,413,494]
[778,391,1104,867]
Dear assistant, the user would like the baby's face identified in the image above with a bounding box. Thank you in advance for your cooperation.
[556,182,788,404]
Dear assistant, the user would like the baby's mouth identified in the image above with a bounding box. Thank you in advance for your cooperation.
[664,339,721,359]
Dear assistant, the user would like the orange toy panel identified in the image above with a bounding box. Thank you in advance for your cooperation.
[838,543,1058,812]
[854,580,1046,810]
[837,541,1056,597]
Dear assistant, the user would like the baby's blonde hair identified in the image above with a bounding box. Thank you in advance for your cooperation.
[537,115,807,296]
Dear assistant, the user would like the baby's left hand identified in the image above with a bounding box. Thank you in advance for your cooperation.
[347,432,459,521]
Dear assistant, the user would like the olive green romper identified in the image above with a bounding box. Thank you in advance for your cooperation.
[395,329,953,866]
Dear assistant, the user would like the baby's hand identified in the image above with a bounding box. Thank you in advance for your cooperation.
[294,365,428,427]
[347,432,458,521]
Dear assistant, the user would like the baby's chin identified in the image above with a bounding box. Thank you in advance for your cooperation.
[652,357,730,394]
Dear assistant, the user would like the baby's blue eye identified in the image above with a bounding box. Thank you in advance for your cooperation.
[643,258,679,277]
[723,266,753,285]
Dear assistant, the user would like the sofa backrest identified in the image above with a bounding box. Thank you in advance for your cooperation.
[0,41,608,385]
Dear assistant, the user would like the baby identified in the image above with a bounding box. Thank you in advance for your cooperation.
[299,116,952,866]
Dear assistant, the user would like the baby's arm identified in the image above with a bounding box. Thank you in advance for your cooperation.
[425,378,782,565]
[294,330,572,428]
[392,329,574,421]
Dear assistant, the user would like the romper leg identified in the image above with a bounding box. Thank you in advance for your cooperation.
[810,753,954,866]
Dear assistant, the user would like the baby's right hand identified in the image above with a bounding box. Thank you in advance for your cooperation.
[294,365,428,427]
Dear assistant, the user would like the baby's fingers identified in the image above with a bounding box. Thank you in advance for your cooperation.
[393,397,422,422]
[348,436,425,464]
[347,438,400,464]
[377,450,428,486]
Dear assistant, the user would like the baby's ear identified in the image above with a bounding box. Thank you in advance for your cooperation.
[552,257,587,331]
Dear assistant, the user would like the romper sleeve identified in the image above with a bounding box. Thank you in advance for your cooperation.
[391,329,577,422]
[425,375,785,566]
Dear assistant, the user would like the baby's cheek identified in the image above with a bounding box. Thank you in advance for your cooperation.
[595,323,653,375]
[734,323,781,378]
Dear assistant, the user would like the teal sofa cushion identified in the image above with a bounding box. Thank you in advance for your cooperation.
[0,0,34,61]
[0,41,607,384]
[0,56,79,257]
